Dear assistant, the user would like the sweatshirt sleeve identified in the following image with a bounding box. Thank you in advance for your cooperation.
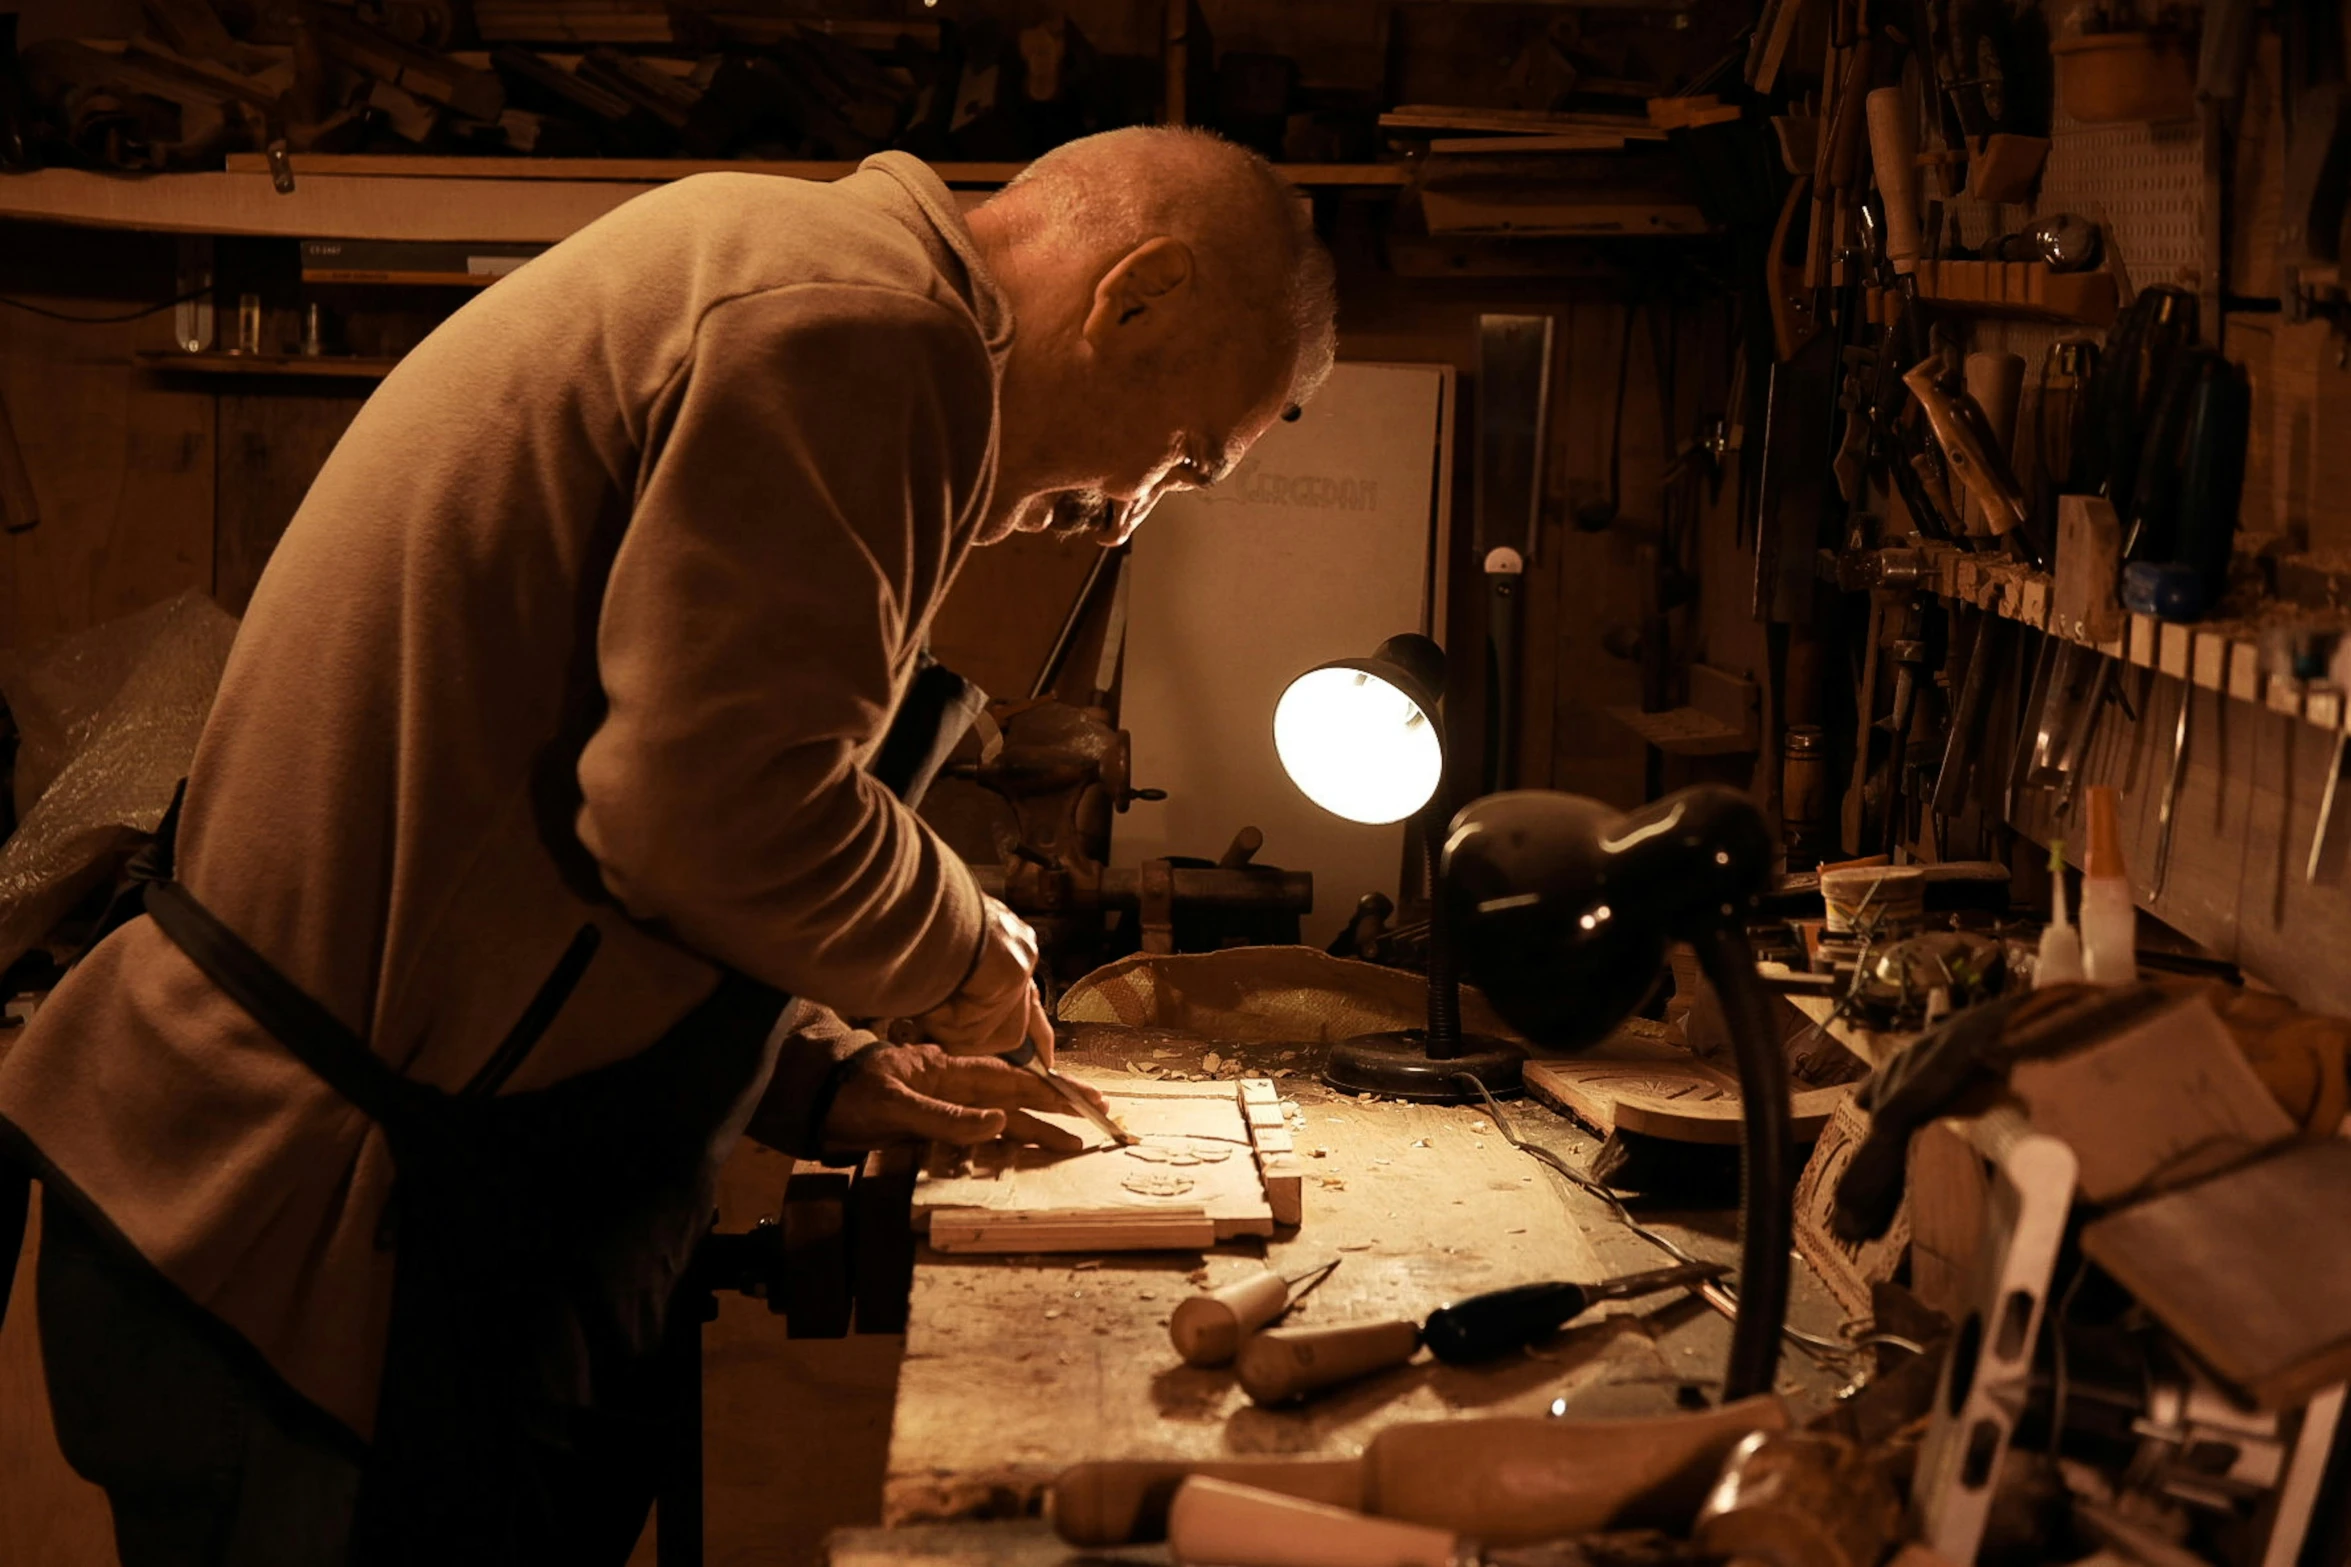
[575,283,992,1017]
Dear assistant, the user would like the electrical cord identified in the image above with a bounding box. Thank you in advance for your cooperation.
[1455,1070,1865,1360]
[0,285,211,325]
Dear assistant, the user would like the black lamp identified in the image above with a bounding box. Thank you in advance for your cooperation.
[1272,634,1525,1103]
[1441,785,1793,1400]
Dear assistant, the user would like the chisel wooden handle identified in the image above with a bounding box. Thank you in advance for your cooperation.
[1962,352,2026,537]
[1237,1319,1420,1405]
[1171,1270,1293,1367]
[1169,1477,1459,1567]
[1866,87,1919,274]
[1365,1395,1789,1545]
[1051,1458,1366,1546]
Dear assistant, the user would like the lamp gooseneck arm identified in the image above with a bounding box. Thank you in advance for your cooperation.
[1692,920,1794,1402]
[1419,795,1465,1059]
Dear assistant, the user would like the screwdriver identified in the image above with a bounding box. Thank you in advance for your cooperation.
[1422,1261,1728,1364]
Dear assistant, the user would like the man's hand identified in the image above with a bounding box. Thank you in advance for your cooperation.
[913,896,1057,1063]
[821,1043,1108,1153]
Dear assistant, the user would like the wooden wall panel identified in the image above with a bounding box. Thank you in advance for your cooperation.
[213,392,369,616]
[0,225,214,652]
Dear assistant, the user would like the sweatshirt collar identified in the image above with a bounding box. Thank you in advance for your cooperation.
[853,152,1014,362]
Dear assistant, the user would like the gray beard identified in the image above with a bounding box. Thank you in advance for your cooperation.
[1044,490,1121,540]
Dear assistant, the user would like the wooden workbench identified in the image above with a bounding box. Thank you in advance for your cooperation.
[867,1026,1857,1553]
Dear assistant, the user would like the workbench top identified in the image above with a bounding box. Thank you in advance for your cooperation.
[876,1027,1855,1533]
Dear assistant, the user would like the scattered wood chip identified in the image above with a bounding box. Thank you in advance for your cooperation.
[1470,1119,1491,1133]
[1373,1158,1393,1166]
[1130,1060,1161,1074]
[1044,1309,1062,1320]
[1310,1147,1329,1158]
[1202,1051,1224,1073]
[1410,1138,1431,1148]
[1071,1260,1101,1271]
[1337,1241,1373,1251]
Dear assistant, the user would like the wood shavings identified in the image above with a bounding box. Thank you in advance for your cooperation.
[1337,1242,1374,1251]
[1410,1138,1431,1148]
[1121,1170,1196,1197]
[1201,1051,1223,1073]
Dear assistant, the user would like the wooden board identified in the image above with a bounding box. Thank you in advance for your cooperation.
[914,1079,1275,1249]
[1524,1037,1852,1146]
[1790,1094,1909,1322]
[2083,1139,2351,1410]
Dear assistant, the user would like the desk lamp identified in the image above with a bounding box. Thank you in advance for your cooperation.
[1272,634,1525,1103]
[1440,785,1792,1399]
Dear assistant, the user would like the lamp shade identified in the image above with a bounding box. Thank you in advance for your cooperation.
[1273,636,1448,826]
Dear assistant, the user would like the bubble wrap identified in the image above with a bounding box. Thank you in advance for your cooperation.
[1057,945,1525,1045]
[0,591,239,974]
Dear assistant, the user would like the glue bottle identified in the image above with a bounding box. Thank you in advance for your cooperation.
[2035,840,2084,987]
[2077,786,2137,985]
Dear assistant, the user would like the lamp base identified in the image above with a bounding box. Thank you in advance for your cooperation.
[1320,1031,1525,1103]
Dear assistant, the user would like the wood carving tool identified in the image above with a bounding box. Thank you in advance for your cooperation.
[2152,681,2190,897]
[1238,1317,1421,1405]
[1000,1036,1135,1146]
[1865,86,1919,274]
[1054,1397,1788,1548]
[1960,351,2025,539]
[1169,1259,1340,1367]
[1901,358,2043,564]
[2310,726,2350,885]
[1421,1262,1726,1364]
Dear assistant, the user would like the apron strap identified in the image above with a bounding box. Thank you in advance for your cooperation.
[144,880,442,1127]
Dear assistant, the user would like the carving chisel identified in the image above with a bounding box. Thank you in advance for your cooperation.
[1002,1033,1135,1146]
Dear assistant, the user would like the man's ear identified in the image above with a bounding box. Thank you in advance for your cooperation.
[1081,237,1195,346]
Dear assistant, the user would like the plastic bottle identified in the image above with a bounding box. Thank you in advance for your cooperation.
[2078,786,2137,985]
[2036,840,2084,987]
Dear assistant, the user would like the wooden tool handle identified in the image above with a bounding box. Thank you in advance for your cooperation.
[1962,352,2028,536]
[1364,1395,1788,1545]
[1866,87,1920,274]
[1169,1477,1459,1567]
[1237,1319,1420,1406]
[1051,1458,1367,1547]
[1170,1270,1292,1367]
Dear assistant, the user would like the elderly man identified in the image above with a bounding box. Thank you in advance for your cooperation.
[0,127,1336,1563]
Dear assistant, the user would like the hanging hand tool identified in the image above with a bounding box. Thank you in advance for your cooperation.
[1877,637,1930,856]
[1903,357,2047,566]
[1960,350,2026,539]
[2152,681,2192,898]
[1933,611,2012,841]
[2003,630,2060,822]
[1854,201,1962,542]
[1237,1262,1726,1404]
[2121,348,2251,621]
[1484,547,1524,792]
[1169,1260,1340,1367]
[1866,86,1921,275]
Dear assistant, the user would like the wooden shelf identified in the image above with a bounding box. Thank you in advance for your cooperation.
[133,350,400,379]
[1910,539,2350,735]
[0,157,1407,243]
[220,153,1414,187]
[1868,260,2120,327]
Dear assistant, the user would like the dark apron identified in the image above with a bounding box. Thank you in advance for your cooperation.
[0,651,986,1564]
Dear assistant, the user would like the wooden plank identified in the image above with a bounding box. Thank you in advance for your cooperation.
[913,1079,1275,1246]
[0,168,658,242]
[134,351,399,380]
[2083,1140,2351,1410]
[209,154,1412,187]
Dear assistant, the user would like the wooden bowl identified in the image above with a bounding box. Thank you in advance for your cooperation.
[2052,30,2197,124]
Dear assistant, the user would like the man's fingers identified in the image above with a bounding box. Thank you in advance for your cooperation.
[1000,1109,1085,1152]
[923,1055,1071,1115]
[882,1083,1009,1147]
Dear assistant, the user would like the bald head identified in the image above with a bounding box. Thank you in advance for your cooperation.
[982,127,1337,411]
